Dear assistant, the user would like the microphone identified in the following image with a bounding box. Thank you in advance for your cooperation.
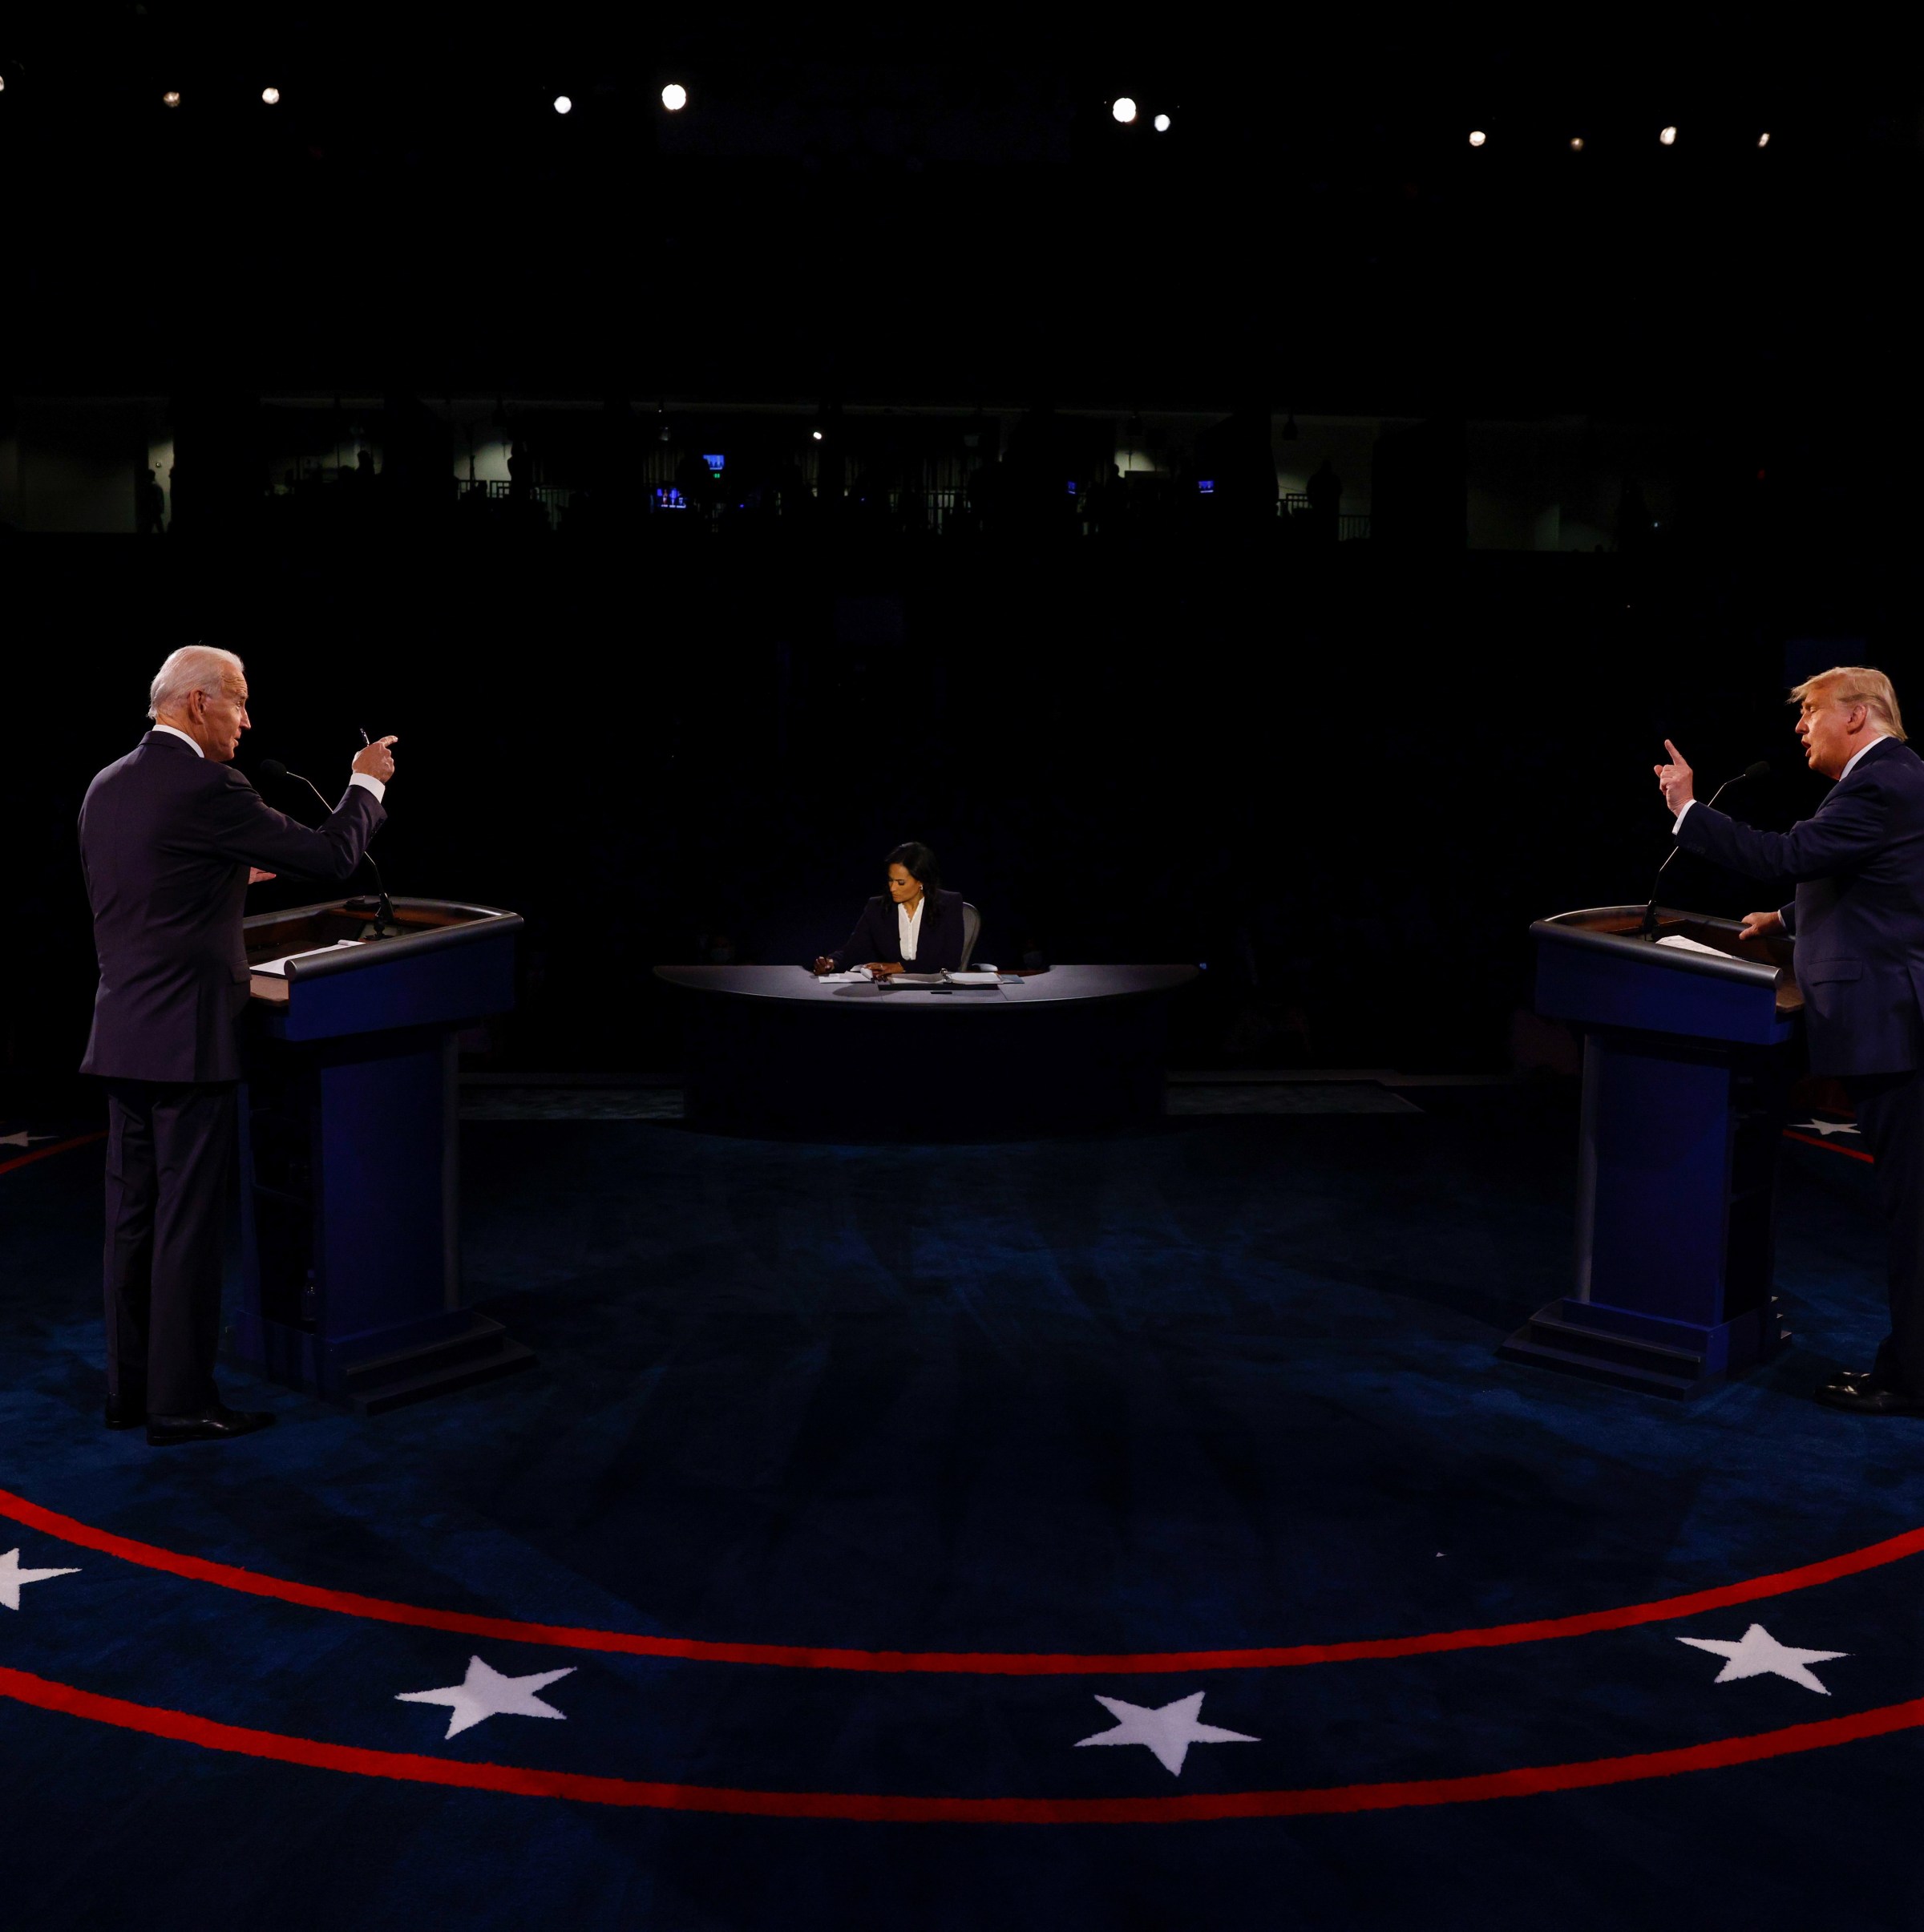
[1642,760,1770,936]
[257,757,399,939]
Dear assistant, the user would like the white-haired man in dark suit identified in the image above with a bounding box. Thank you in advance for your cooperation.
[79,645,396,1445]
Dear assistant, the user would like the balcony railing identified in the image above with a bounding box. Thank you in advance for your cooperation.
[256,471,1370,540]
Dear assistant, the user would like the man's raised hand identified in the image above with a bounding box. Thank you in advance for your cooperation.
[353,734,398,784]
[1655,738,1694,816]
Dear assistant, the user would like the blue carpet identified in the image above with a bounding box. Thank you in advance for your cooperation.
[2,1095,1920,1930]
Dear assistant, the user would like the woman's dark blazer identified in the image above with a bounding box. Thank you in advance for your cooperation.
[827,889,966,971]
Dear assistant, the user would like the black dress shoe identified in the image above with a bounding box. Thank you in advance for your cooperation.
[104,1396,147,1430]
[146,1406,276,1447]
[1814,1381,1924,1417]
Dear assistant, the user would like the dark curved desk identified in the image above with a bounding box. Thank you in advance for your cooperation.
[655,965,1200,1139]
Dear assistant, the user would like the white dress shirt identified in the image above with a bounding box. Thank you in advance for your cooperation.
[897,893,925,963]
[152,721,385,802]
[1673,734,1888,833]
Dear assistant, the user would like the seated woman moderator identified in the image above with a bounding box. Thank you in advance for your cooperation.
[814,842,966,975]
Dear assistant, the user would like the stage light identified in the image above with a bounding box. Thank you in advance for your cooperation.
[553,95,572,115]
[163,90,181,107]
[261,87,280,105]
[1154,113,1170,132]
[1468,129,1486,147]
[1659,125,1676,145]
[1112,97,1137,124]
[661,83,687,111]
[810,428,824,441]
[1757,131,1771,148]
[1569,136,1584,152]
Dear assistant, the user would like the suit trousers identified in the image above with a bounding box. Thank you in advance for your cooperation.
[103,1078,237,1414]
[1841,1065,1924,1397]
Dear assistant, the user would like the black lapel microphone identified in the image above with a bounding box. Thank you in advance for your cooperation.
[1642,760,1771,936]
[257,758,399,939]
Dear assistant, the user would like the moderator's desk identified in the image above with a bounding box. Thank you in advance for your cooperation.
[656,965,1200,1139]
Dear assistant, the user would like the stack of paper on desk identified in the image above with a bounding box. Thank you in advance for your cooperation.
[878,968,1002,990]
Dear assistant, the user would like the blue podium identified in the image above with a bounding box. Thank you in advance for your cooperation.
[233,895,532,1412]
[1502,905,1801,1397]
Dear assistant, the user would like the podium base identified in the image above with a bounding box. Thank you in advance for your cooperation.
[229,1308,536,1413]
[1498,1294,1792,1398]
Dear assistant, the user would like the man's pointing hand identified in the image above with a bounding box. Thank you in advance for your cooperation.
[1655,738,1694,816]
[352,735,398,784]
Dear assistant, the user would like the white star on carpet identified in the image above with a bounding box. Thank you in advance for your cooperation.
[1074,1692,1259,1776]
[0,1547,79,1611]
[395,1655,576,1739]
[1792,1118,1860,1138]
[0,1131,58,1150]
[1678,1623,1848,1694]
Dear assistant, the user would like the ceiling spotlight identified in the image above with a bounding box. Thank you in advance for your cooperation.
[661,82,687,111]
[1757,131,1771,148]
[261,86,280,105]
[553,95,572,115]
[1468,129,1486,147]
[1112,97,1138,125]
[162,90,182,107]
[1569,136,1585,152]
[1154,113,1171,132]
[810,428,824,442]
[1659,125,1677,145]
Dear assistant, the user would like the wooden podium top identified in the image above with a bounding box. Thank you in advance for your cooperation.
[1530,900,1800,1051]
[245,896,521,1011]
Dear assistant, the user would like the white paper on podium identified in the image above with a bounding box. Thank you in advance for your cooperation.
[814,969,873,984]
[1655,935,1730,958]
[250,940,364,977]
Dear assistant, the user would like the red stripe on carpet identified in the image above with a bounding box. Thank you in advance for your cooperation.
[1784,1130,1874,1164]
[4,1485,1920,1675]
[2,1660,1918,1821]
[0,1131,105,1178]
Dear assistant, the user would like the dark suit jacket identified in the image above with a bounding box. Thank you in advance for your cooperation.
[1675,734,1924,1077]
[828,889,967,972]
[79,732,386,1082]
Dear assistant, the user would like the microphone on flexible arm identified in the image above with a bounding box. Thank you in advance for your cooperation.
[257,758,400,940]
[1641,759,1771,937]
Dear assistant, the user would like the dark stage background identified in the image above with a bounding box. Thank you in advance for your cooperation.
[7,527,1920,1096]
[5,8,1922,1101]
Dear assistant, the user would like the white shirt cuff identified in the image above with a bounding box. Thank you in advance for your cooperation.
[1672,798,1694,833]
[349,771,386,804]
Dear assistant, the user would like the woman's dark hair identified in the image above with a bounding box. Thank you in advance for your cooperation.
[886,840,942,911]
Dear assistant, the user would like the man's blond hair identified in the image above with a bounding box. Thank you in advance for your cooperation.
[1789,665,1906,743]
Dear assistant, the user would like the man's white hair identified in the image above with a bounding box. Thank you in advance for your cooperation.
[148,645,245,721]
